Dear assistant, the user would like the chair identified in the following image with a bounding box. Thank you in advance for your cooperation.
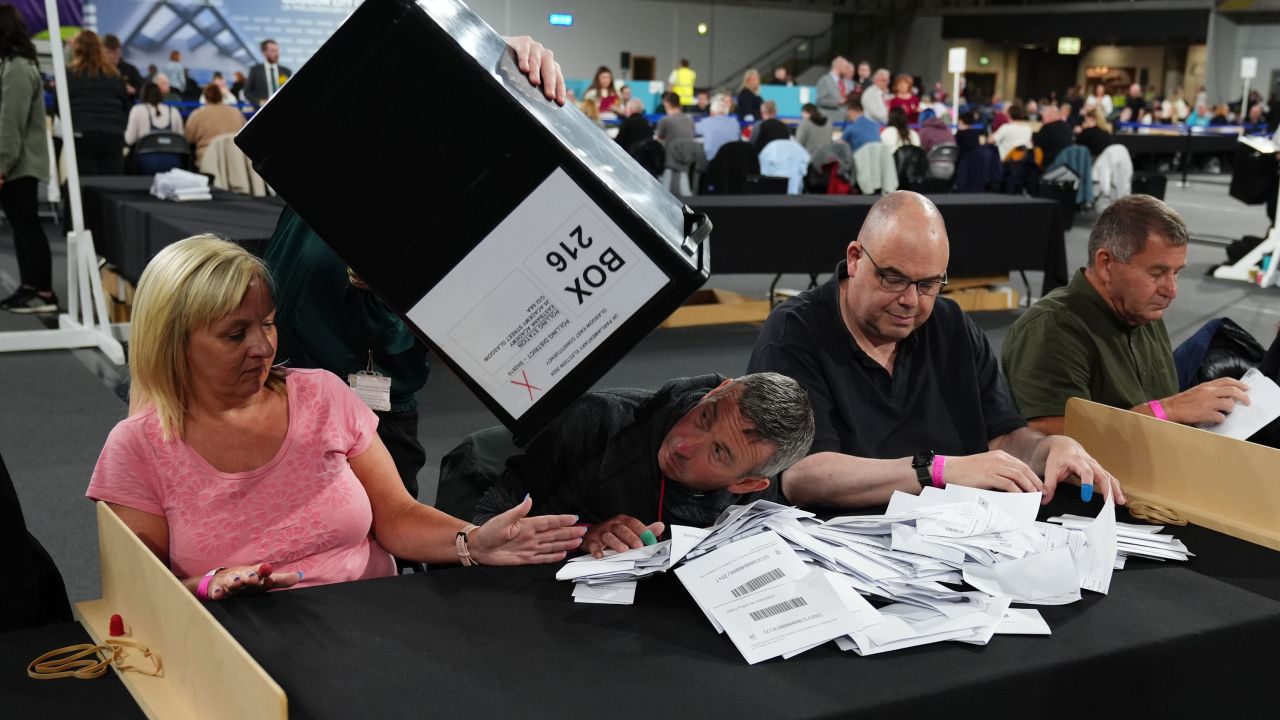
[893,145,930,190]
[809,142,854,194]
[852,142,898,195]
[954,144,1002,193]
[1092,143,1134,204]
[199,133,270,196]
[699,140,759,195]
[436,426,521,522]
[130,131,191,175]
[1,450,73,632]
[1046,145,1094,206]
[926,143,959,181]
[662,138,707,196]
[628,139,665,179]
[758,139,811,195]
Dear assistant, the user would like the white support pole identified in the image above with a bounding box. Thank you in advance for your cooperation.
[0,0,125,365]
[947,47,966,131]
[1240,76,1250,136]
[1213,165,1280,288]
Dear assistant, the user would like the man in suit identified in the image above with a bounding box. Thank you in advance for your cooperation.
[246,39,293,107]
[815,56,848,117]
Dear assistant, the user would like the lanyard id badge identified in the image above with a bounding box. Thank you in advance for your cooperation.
[349,351,392,411]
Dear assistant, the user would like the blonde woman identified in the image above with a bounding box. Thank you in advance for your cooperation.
[1075,107,1113,158]
[736,68,763,122]
[89,236,584,601]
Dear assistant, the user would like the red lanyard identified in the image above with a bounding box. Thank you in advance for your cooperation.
[657,475,667,525]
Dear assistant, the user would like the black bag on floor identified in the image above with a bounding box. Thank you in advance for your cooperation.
[1226,235,1266,265]
[1229,143,1279,205]
[1131,172,1167,200]
[1,451,73,632]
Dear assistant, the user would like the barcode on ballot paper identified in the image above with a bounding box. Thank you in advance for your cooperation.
[748,597,809,621]
[731,568,785,597]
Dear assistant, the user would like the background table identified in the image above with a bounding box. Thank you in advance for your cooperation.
[207,493,1280,719]
[690,194,1069,295]
[79,177,283,283]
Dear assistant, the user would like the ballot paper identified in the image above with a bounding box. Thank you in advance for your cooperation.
[962,547,1082,605]
[1206,368,1280,441]
[676,531,866,664]
[556,525,713,605]
[1075,493,1117,594]
[994,608,1052,635]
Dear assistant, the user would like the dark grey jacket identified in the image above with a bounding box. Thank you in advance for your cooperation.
[473,375,781,529]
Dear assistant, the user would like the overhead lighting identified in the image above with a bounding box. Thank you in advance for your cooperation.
[1058,37,1081,55]
[697,22,709,35]
[978,56,990,66]
[548,13,573,27]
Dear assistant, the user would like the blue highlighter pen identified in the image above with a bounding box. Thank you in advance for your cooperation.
[1080,483,1094,502]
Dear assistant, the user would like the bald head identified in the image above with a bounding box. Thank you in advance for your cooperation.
[856,191,949,259]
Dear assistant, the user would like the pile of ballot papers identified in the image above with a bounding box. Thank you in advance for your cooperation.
[150,168,212,201]
[555,485,1192,663]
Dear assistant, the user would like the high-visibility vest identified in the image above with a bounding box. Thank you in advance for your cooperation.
[672,67,696,105]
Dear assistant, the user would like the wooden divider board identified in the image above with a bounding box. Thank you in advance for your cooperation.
[74,502,286,719]
[1065,397,1280,551]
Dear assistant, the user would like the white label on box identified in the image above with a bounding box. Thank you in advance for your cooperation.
[406,167,669,419]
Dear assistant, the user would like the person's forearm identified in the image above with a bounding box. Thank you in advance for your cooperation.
[992,426,1051,475]
[782,452,918,509]
[1027,416,1064,436]
[374,502,471,565]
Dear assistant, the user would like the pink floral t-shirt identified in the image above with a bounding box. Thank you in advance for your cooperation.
[87,368,395,588]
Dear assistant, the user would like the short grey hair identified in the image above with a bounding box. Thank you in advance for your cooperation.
[730,372,816,478]
[1087,195,1188,267]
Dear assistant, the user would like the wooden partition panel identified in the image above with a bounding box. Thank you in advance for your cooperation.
[1065,398,1280,551]
[75,502,286,719]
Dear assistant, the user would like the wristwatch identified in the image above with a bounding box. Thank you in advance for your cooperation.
[911,451,935,490]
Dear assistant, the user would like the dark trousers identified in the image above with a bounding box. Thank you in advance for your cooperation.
[375,408,425,501]
[0,176,52,291]
[73,131,125,175]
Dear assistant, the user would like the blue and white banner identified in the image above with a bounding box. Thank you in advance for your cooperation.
[92,0,361,82]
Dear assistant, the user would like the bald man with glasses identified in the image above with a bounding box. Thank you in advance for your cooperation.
[749,191,1125,509]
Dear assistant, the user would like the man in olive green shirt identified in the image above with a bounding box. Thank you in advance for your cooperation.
[1002,195,1248,436]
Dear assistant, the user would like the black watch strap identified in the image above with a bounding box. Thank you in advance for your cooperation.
[911,451,935,489]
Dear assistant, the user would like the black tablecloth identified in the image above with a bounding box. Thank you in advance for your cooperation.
[79,177,284,284]
[690,194,1070,295]
[205,493,1280,719]
[1,621,145,718]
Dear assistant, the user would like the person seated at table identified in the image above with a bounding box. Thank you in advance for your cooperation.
[88,236,585,601]
[751,101,791,151]
[991,103,1033,160]
[473,373,815,559]
[880,106,920,148]
[1001,195,1249,436]
[124,79,183,149]
[796,103,832,158]
[1074,107,1112,158]
[841,95,880,152]
[655,92,694,143]
[1033,105,1072,167]
[614,99,652,152]
[695,94,741,161]
[916,109,955,153]
[185,82,246,166]
[747,191,1125,509]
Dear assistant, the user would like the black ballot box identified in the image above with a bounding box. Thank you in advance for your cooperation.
[237,0,710,442]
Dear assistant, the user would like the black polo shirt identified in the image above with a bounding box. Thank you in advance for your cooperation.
[747,262,1026,460]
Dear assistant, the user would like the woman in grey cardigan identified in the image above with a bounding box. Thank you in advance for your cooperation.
[0,5,56,314]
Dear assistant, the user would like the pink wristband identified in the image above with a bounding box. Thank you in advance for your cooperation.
[930,455,947,488]
[195,567,222,601]
[1148,399,1169,421]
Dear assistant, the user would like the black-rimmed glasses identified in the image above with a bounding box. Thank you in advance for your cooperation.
[859,246,948,297]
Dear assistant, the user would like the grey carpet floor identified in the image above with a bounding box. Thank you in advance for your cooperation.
[0,176,1276,603]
